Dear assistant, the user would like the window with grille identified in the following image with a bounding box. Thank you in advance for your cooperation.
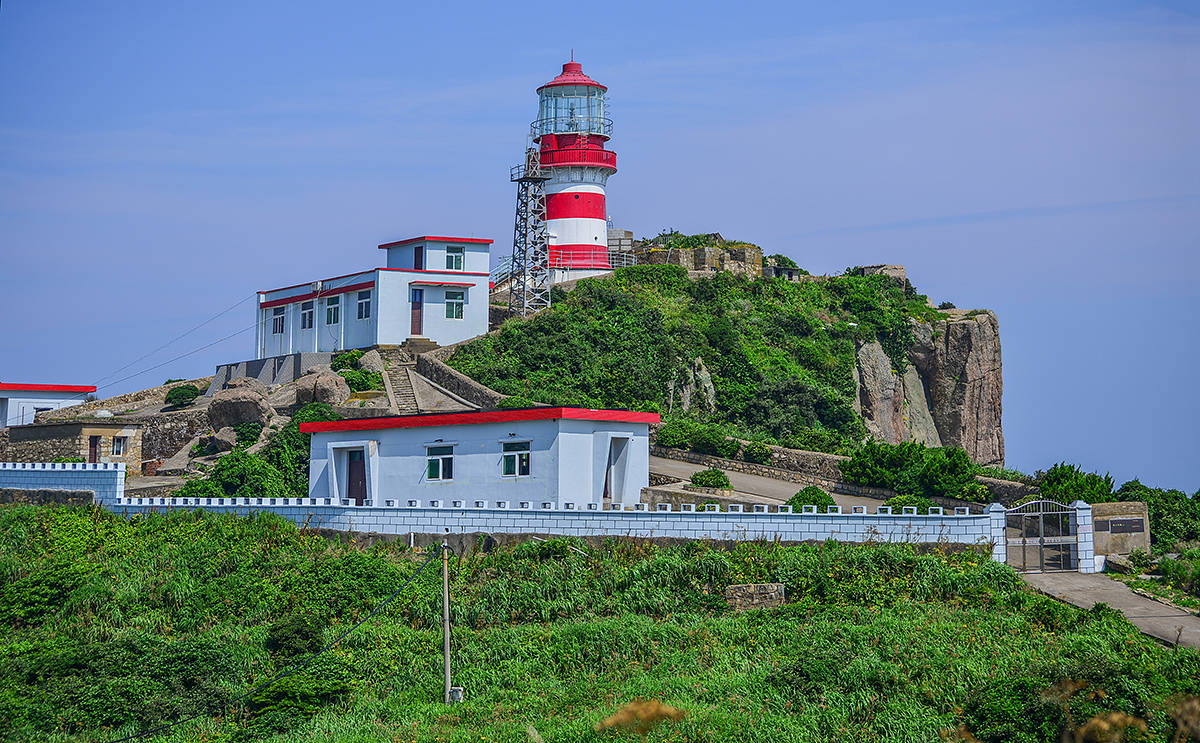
[445,290,464,319]
[426,445,454,481]
[501,441,531,477]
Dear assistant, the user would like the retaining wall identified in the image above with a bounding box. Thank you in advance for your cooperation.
[649,446,893,499]
[0,462,126,503]
[414,353,505,408]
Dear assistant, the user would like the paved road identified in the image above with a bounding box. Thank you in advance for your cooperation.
[649,455,885,511]
[1022,571,1200,649]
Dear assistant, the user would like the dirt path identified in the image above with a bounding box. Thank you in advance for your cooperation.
[1022,571,1200,649]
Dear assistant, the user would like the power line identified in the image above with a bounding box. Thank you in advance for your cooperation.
[108,549,441,743]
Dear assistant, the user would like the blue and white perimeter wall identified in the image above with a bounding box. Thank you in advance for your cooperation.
[0,462,1098,573]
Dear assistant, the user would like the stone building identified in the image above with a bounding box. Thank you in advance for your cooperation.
[634,242,763,278]
[1,420,143,471]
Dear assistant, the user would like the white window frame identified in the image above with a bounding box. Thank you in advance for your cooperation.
[446,245,464,271]
[426,445,454,481]
[325,296,340,325]
[111,436,127,456]
[356,290,372,320]
[500,441,531,477]
[445,290,464,320]
[270,307,285,334]
[300,301,314,330]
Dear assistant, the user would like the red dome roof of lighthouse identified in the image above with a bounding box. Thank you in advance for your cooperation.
[538,61,607,92]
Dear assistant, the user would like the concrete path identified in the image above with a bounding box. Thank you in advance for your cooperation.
[648,455,885,511]
[1022,571,1200,649]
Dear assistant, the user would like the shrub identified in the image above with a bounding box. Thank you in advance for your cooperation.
[787,485,835,511]
[496,396,537,409]
[262,403,342,497]
[164,384,202,407]
[937,301,956,310]
[232,422,264,448]
[207,449,291,500]
[1128,548,1154,572]
[655,418,696,449]
[766,253,798,269]
[742,441,771,465]
[164,378,184,384]
[885,493,936,514]
[331,349,365,371]
[690,468,731,489]
[265,614,326,657]
[50,457,84,463]
[690,424,739,459]
[1037,462,1115,502]
[337,369,383,392]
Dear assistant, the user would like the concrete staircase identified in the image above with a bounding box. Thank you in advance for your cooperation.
[376,347,420,415]
[401,337,440,355]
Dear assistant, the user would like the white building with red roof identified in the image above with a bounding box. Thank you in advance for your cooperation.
[0,382,96,427]
[255,235,492,358]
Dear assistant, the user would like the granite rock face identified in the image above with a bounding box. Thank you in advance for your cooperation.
[668,357,716,414]
[296,371,351,407]
[357,349,386,373]
[853,311,1003,466]
[208,386,273,430]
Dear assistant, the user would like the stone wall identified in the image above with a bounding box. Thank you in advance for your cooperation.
[1092,501,1151,555]
[141,408,210,460]
[725,583,785,611]
[38,377,212,420]
[0,488,93,506]
[0,462,126,503]
[415,353,505,408]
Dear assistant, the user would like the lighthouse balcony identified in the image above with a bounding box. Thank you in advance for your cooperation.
[531,115,613,138]
[539,148,617,169]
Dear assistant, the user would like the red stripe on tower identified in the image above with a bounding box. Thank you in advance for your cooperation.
[545,191,606,220]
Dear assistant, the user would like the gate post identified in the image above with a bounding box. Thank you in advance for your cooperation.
[985,503,1006,564]
[1071,500,1097,573]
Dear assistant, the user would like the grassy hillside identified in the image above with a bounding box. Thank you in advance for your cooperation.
[2,506,1198,742]
[449,265,944,454]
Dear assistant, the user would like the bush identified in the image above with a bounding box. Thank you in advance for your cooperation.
[262,403,342,497]
[1037,463,1115,502]
[337,369,383,392]
[49,457,84,463]
[331,349,365,372]
[937,301,956,310]
[690,424,739,459]
[206,449,291,500]
[232,422,264,448]
[885,493,936,514]
[786,485,835,511]
[496,396,537,409]
[742,441,771,465]
[265,614,326,657]
[164,384,202,407]
[689,468,731,489]
[164,378,184,384]
[842,440,979,501]
[655,418,697,449]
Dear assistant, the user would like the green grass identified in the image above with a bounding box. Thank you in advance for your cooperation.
[1,505,1198,742]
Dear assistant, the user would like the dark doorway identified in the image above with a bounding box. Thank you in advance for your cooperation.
[347,450,366,506]
[410,288,424,335]
[87,436,100,463]
[414,245,424,270]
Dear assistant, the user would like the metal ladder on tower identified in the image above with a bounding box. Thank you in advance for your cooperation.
[507,146,552,317]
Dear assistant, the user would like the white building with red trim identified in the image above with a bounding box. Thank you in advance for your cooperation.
[255,235,492,358]
[300,407,656,510]
[0,382,96,427]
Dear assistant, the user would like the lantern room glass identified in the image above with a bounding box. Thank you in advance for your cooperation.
[536,85,607,136]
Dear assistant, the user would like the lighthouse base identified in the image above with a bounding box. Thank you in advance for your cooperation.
[550,267,614,285]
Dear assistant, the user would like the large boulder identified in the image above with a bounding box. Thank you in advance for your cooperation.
[208,385,273,430]
[225,376,269,397]
[296,371,351,406]
[358,349,385,373]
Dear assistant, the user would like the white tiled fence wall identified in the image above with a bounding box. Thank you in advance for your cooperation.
[0,462,126,502]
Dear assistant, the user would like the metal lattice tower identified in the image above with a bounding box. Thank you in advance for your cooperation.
[507,146,552,317]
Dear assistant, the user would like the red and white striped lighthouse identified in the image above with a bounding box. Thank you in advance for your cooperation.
[533,60,617,280]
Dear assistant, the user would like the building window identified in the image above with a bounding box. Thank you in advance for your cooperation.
[112,436,127,456]
[445,290,464,319]
[325,296,340,325]
[271,307,285,334]
[356,290,372,320]
[426,445,454,481]
[501,441,531,477]
[446,245,464,270]
[300,301,314,330]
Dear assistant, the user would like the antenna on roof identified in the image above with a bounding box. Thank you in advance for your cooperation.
[570,48,574,61]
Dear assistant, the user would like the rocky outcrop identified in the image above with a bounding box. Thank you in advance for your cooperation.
[208,385,273,430]
[296,371,351,406]
[667,357,716,414]
[206,427,238,454]
[358,349,385,373]
[853,310,1002,466]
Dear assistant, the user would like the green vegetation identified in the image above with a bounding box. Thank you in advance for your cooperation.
[765,253,799,269]
[49,457,84,464]
[164,384,202,407]
[885,493,937,514]
[331,349,383,392]
[742,440,772,465]
[262,403,342,497]
[0,507,1197,742]
[689,467,731,489]
[449,265,944,455]
[840,440,985,501]
[330,349,365,371]
[232,421,264,448]
[786,485,836,511]
[163,378,185,384]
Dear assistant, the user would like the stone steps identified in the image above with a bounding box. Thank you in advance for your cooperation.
[387,366,419,414]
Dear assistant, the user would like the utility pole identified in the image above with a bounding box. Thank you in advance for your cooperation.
[442,542,452,704]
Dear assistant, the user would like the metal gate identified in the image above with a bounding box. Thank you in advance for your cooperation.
[1005,499,1079,572]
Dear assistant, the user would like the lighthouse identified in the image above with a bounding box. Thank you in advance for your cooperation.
[534,59,617,282]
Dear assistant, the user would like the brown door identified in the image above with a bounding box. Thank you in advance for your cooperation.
[414,245,424,270]
[347,450,366,506]
[88,436,100,463]
[410,288,423,335]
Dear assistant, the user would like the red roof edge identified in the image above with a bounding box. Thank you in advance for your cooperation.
[300,406,659,433]
[0,383,96,393]
[378,236,495,249]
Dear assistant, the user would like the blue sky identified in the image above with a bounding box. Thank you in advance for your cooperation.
[1,1,1197,490]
